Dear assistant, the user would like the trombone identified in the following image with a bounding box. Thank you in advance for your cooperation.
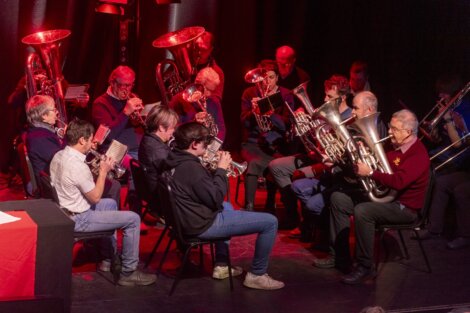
[430,133,470,171]
[419,81,470,140]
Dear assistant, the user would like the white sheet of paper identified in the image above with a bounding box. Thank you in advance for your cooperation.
[0,211,21,225]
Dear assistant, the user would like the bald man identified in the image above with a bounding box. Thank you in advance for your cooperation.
[275,45,310,90]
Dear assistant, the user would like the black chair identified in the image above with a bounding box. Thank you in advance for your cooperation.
[375,167,435,273]
[128,159,170,268]
[156,171,234,295]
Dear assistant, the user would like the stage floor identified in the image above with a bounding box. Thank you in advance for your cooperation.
[2,172,470,313]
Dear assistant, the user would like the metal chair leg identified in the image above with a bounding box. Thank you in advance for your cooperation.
[145,225,168,268]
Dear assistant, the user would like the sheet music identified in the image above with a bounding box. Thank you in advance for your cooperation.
[93,124,110,145]
[0,211,21,225]
[105,140,128,164]
[64,84,89,100]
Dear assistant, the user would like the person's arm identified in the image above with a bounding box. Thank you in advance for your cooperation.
[84,155,114,204]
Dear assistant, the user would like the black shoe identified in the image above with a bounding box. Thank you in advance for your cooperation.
[342,265,377,285]
[411,229,440,240]
[447,237,470,250]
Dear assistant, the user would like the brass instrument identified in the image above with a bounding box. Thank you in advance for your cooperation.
[430,133,470,171]
[127,92,147,130]
[351,113,397,203]
[420,81,470,140]
[201,137,247,177]
[153,26,205,105]
[182,83,218,137]
[54,118,68,139]
[22,29,72,124]
[313,97,396,202]
[244,67,274,132]
[85,149,126,180]
[311,97,352,163]
[291,81,333,158]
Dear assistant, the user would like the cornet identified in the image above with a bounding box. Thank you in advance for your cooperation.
[182,83,219,137]
[85,149,126,180]
[200,137,247,177]
[244,67,273,132]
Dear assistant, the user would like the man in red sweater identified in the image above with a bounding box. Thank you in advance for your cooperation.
[314,109,430,284]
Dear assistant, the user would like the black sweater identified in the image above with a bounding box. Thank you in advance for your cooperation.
[168,148,228,236]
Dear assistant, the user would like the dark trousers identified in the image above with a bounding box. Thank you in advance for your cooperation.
[428,171,470,237]
[330,191,417,268]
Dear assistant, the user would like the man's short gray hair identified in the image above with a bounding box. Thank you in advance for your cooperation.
[392,109,419,135]
[25,95,55,125]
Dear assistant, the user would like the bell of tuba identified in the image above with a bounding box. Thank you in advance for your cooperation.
[351,112,397,203]
[153,26,205,105]
[22,29,71,124]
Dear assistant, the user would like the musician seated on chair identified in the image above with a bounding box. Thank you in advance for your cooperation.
[138,104,179,216]
[25,95,122,207]
[50,119,157,287]
[240,59,296,213]
[25,95,65,185]
[268,74,352,232]
[288,91,388,241]
[313,109,430,285]
[166,121,284,290]
[92,65,144,211]
[169,67,226,141]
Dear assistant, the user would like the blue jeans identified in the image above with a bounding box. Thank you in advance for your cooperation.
[72,198,141,272]
[291,178,325,214]
[198,203,278,275]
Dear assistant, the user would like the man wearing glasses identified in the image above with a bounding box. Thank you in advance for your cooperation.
[315,109,430,285]
[275,45,310,90]
[92,65,144,211]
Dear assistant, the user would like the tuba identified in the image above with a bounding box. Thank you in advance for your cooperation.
[153,26,205,106]
[351,113,397,203]
[22,29,71,124]
[244,67,273,132]
[182,83,218,137]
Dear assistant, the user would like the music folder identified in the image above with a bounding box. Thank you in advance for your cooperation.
[257,91,283,115]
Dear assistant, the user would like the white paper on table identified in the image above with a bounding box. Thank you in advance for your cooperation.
[0,211,21,225]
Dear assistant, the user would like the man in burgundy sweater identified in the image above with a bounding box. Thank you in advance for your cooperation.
[314,109,430,284]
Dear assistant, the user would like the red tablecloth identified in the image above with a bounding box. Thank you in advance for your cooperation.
[0,211,38,298]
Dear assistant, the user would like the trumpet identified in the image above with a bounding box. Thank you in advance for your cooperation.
[420,81,470,140]
[127,92,147,130]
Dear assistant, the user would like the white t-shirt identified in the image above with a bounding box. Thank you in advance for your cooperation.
[50,146,95,213]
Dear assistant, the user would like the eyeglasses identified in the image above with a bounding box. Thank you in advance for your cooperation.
[352,106,359,110]
[388,123,408,133]
[114,80,134,89]
[46,107,58,113]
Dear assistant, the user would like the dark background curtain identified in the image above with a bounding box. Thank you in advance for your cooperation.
[1,0,469,171]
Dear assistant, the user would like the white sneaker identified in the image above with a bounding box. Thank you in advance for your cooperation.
[98,260,111,272]
[243,272,285,290]
[212,265,244,280]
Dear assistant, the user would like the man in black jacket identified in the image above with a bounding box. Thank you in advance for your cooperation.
[168,122,285,290]
[138,104,179,215]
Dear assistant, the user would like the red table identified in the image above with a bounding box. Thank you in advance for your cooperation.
[0,211,38,298]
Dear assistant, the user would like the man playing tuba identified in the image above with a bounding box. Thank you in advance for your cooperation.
[314,109,430,285]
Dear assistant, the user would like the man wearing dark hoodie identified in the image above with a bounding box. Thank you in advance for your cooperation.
[168,122,284,290]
